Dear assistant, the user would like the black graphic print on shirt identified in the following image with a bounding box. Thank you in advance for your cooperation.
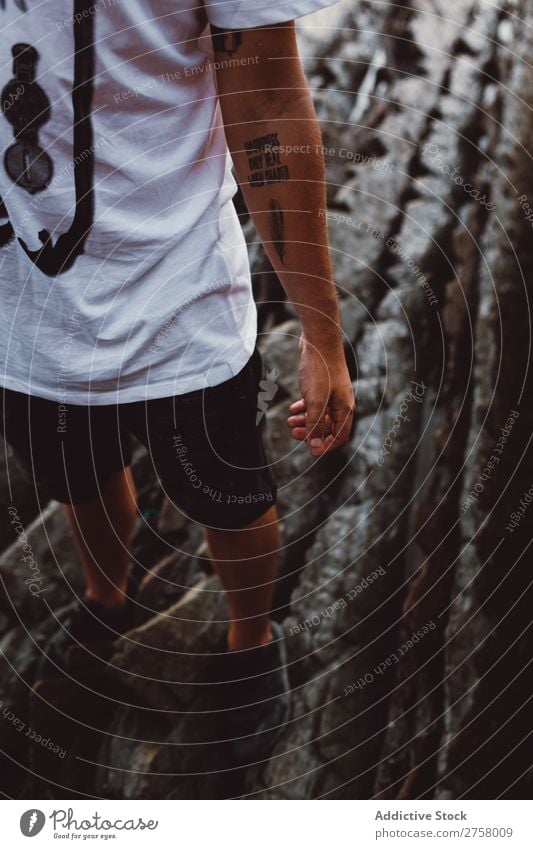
[0,1,96,276]
[0,194,13,246]
[0,2,28,11]
[2,43,53,194]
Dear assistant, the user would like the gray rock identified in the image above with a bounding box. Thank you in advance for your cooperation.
[0,611,71,796]
[352,377,385,418]
[254,501,406,797]
[258,319,301,402]
[156,496,189,535]
[356,319,417,406]
[112,576,228,710]
[435,2,533,797]
[0,502,82,625]
[135,541,208,624]
[0,439,40,554]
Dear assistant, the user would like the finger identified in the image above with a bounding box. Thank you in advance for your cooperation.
[290,418,334,442]
[308,433,335,456]
[288,411,334,428]
[287,413,307,427]
[289,398,306,414]
[319,433,348,454]
[323,403,356,452]
[305,396,330,448]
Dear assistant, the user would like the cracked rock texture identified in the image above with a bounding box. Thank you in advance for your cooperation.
[1,0,532,799]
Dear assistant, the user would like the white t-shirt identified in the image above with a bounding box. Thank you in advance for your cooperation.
[0,0,337,405]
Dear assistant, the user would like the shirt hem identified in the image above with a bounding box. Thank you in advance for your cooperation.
[206,0,340,29]
[0,344,256,406]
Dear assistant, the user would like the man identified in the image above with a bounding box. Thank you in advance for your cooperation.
[0,0,355,761]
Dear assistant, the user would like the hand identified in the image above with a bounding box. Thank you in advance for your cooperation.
[287,337,356,457]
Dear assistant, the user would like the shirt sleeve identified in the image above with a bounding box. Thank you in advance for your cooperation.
[203,0,340,29]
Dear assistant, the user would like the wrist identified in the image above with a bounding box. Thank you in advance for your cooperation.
[299,328,345,361]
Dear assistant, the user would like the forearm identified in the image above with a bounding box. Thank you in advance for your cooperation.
[217,64,342,353]
[212,22,355,455]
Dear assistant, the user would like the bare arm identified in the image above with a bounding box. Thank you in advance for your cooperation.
[212,21,355,455]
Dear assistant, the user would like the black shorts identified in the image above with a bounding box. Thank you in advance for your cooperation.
[1,347,277,530]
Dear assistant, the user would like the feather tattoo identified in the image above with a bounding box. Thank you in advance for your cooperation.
[269,199,285,265]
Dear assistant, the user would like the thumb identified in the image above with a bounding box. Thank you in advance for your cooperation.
[305,395,329,446]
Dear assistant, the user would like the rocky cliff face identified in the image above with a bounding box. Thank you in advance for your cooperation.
[1,0,532,799]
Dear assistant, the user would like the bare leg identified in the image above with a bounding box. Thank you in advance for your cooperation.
[63,466,137,609]
[204,505,280,651]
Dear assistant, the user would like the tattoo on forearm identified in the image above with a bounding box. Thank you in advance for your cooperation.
[269,200,286,265]
[211,26,242,55]
[244,132,290,188]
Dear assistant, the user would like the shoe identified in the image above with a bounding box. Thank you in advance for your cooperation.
[214,620,291,766]
[34,589,135,683]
